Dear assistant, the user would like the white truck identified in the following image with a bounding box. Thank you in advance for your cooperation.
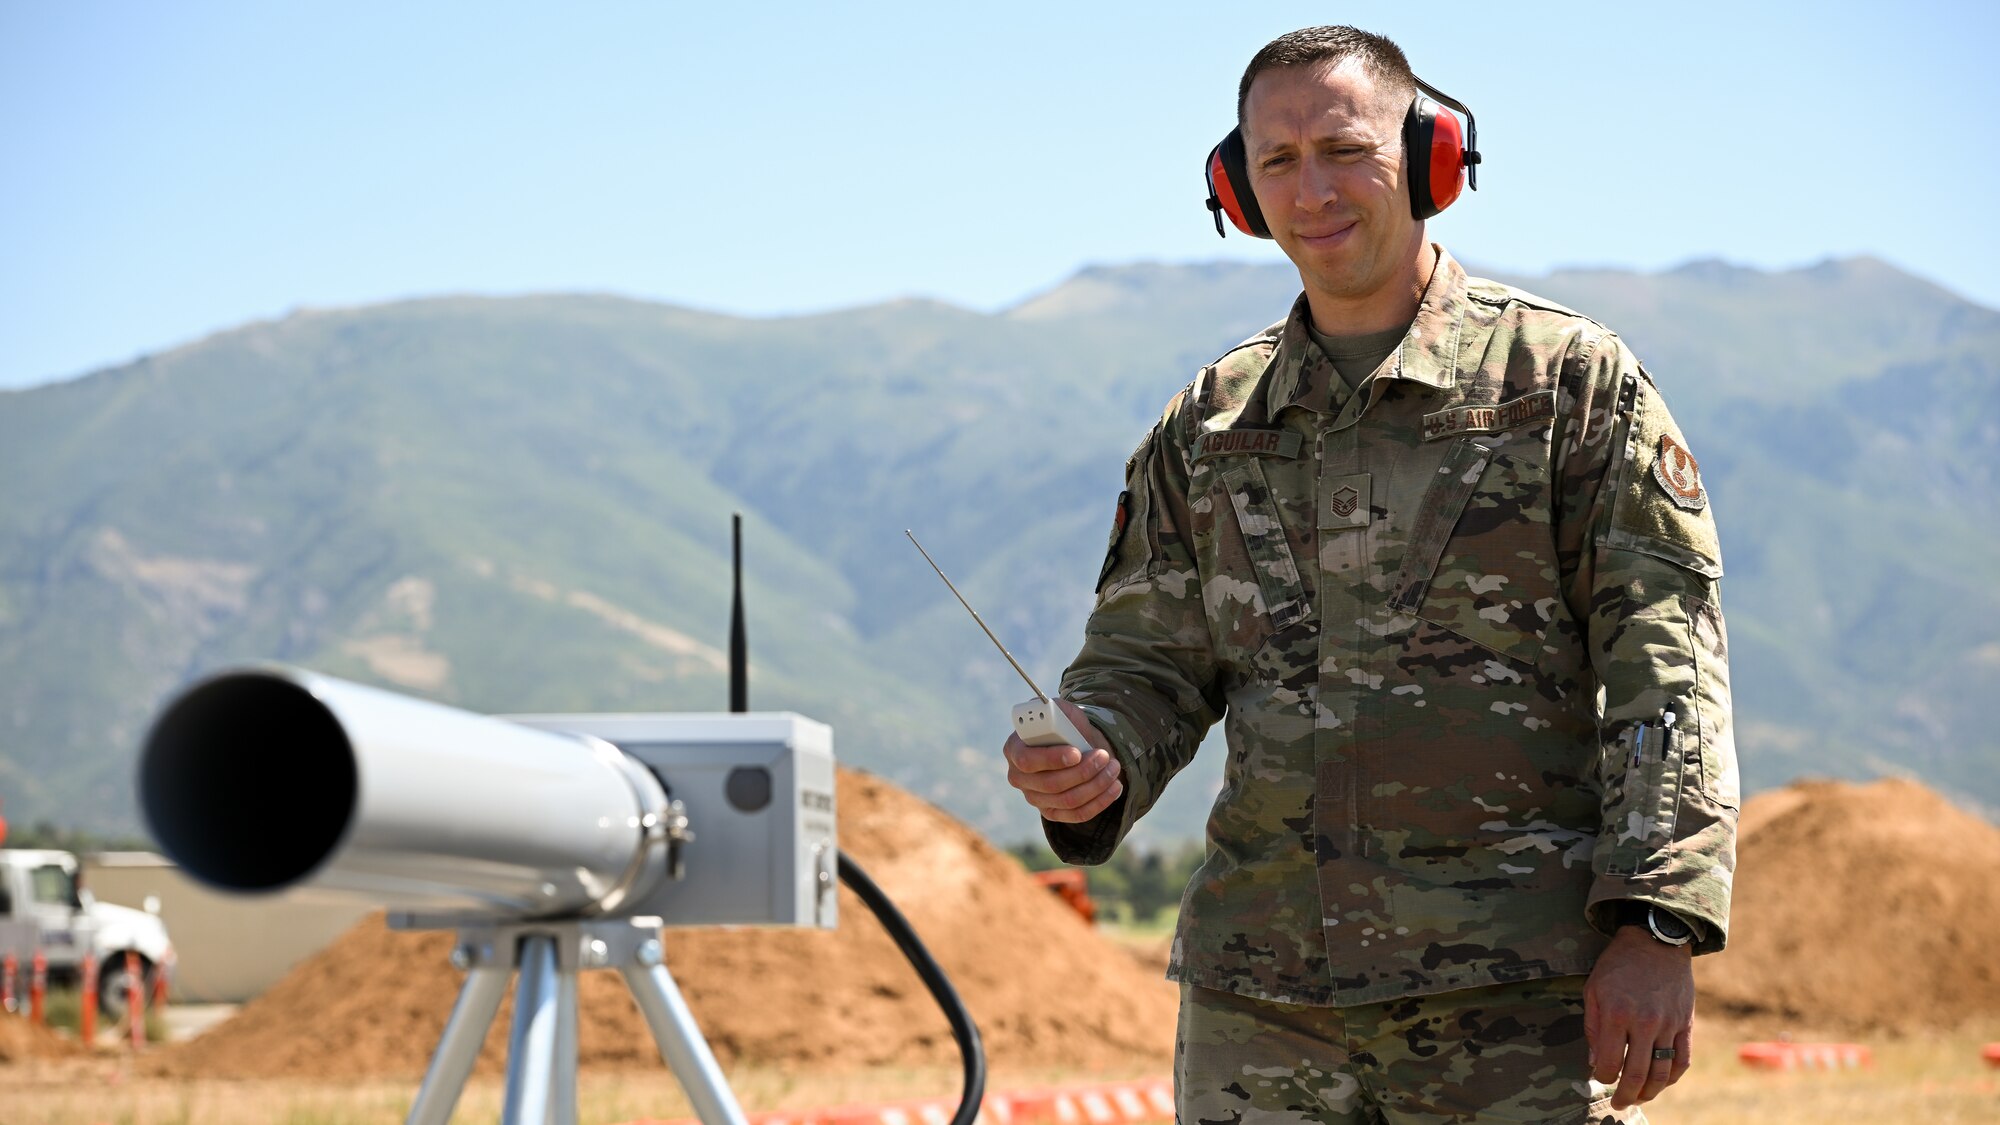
[0,848,174,1018]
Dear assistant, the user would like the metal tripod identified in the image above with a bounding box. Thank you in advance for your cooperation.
[396,914,747,1125]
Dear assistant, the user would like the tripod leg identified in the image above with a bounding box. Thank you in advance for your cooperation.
[406,964,510,1125]
[502,934,561,1125]
[619,961,749,1125]
[553,955,579,1125]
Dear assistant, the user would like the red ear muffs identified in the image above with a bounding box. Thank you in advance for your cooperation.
[1204,128,1268,238]
[1203,74,1480,236]
[1403,84,1479,220]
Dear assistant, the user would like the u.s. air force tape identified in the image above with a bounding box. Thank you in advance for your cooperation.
[1421,390,1556,441]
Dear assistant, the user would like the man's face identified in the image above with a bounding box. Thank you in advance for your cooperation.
[1241,59,1421,314]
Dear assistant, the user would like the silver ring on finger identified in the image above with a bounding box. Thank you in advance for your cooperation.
[1650,1047,1677,1061]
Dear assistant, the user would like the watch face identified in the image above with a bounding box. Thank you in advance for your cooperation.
[1649,907,1693,942]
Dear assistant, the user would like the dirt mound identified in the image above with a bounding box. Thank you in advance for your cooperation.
[1694,777,2000,1034]
[151,767,1178,1080]
[0,1016,87,1063]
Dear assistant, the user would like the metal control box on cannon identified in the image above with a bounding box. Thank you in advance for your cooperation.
[500,711,839,931]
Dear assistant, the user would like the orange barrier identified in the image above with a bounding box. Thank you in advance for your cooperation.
[1,951,15,1014]
[617,1077,1176,1125]
[1031,869,1096,925]
[1737,1042,1873,1071]
[151,953,170,1013]
[79,952,97,1045]
[1983,1043,2000,1069]
[29,949,46,1026]
[125,950,145,1050]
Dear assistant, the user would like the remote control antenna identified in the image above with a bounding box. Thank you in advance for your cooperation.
[906,530,1049,703]
[730,513,747,713]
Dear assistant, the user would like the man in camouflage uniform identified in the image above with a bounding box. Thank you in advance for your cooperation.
[1002,26,1736,1125]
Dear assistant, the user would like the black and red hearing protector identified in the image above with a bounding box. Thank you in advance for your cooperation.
[1204,76,1481,237]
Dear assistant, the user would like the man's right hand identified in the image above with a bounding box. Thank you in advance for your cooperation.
[1003,699,1124,824]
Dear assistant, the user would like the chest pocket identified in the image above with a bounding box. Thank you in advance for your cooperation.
[1388,437,1557,669]
[1193,454,1318,681]
[1215,458,1310,631]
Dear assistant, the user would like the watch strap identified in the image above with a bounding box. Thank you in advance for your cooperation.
[1612,900,1652,929]
[1612,900,1696,945]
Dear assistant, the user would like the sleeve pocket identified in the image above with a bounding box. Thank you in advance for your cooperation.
[1685,593,1739,809]
[1216,458,1308,630]
[1600,718,1687,876]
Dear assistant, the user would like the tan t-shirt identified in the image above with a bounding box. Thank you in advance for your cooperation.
[1306,320,1409,394]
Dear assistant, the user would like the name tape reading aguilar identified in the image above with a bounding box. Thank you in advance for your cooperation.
[1193,429,1302,460]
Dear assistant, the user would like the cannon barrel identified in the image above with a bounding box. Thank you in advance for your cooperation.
[138,666,672,918]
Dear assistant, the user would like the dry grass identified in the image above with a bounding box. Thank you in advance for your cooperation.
[5,1025,1996,1124]
[1637,1017,2000,1124]
[0,1060,1159,1125]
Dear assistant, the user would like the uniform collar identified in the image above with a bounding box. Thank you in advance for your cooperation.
[1266,244,1469,416]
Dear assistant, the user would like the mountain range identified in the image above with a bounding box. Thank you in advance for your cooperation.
[2,253,1994,845]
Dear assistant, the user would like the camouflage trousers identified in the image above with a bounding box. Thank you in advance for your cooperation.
[1176,976,1645,1125]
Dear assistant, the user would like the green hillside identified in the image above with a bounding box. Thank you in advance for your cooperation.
[1,255,1994,846]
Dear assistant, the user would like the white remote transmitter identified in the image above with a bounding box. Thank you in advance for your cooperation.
[906,531,1097,751]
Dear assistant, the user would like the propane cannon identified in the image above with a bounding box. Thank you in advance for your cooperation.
[139,665,836,928]
[137,664,838,1125]
[132,516,984,1125]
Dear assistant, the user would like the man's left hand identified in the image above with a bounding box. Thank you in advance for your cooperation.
[1584,923,1695,1109]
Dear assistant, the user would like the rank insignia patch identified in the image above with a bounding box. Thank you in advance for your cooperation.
[1317,472,1372,529]
[1652,433,1707,511]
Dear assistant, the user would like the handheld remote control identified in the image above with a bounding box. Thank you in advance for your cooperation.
[906,531,1097,752]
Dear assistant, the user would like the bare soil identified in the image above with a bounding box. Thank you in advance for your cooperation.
[1693,777,2000,1036]
[0,1015,86,1063]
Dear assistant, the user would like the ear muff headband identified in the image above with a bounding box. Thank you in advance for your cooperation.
[1203,74,1481,236]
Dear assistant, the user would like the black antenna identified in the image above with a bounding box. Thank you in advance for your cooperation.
[729,513,747,713]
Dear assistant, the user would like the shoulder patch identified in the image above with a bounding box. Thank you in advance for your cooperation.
[1096,490,1132,590]
[1652,433,1707,511]
[1600,376,1723,579]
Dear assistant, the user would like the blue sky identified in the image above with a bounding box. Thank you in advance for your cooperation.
[3,0,1996,389]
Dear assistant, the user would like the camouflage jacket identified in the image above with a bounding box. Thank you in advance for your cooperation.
[1049,247,1738,1007]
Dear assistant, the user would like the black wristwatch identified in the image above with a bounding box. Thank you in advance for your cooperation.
[1613,900,1695,947]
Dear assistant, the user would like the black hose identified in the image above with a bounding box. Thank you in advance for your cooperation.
[836,851,986,1125]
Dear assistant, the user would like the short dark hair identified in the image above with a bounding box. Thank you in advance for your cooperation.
[1236,26,1418,126]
